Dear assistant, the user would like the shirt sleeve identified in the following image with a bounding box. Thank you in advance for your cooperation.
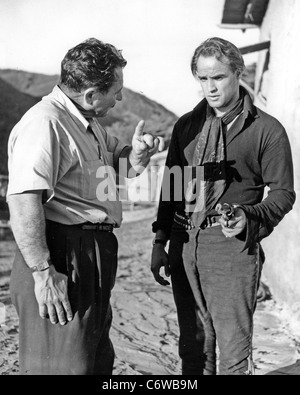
[240,121,296,249]
[7,116,62,198]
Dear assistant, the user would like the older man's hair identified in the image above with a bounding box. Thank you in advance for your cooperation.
[60,38,127,93]
[191,37,245,77]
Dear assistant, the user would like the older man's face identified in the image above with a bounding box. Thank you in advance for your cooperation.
[92,67,124,117]
[196,55,240,116]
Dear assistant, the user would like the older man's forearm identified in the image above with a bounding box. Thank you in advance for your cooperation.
[7,192,50,268]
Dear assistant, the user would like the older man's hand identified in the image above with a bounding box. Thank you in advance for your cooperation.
[130,120,164,167]
[33,265,73,326]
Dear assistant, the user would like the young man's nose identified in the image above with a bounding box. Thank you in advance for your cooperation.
[208,79,217,92]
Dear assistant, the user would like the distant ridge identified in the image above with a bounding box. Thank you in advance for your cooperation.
[0,69,178,175]
[0,69,60,98]
[0,77,39,174]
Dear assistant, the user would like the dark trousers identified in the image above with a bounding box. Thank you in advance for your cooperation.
[169,226,262,375]
[10,220,118,375]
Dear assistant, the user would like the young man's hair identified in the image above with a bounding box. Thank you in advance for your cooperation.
[60,38,127,93]
[191,37,245,77]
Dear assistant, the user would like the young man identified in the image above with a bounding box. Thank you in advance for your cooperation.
[151,37,295,375]
[7,38,163,375]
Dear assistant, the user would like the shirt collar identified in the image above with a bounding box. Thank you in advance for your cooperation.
[48,85,91,132]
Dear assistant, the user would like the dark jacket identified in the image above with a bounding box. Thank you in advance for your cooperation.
[153,89,296,250]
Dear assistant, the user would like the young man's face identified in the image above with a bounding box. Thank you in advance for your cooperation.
[196,55,240,116]
[91,67,124,117]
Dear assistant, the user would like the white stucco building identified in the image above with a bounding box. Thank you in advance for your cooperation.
[221,0,300,333]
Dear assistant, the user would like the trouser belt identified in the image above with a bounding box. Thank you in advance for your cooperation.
[174,212,221,230]
[81,223,114,232]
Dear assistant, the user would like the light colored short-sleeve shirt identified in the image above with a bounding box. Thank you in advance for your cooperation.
[7,86,130,226]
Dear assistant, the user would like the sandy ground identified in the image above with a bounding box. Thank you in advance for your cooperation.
[0,213,299,375]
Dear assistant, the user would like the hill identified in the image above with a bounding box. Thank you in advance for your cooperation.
[0,78,39,174]
[0,69,178,174]
[0,69,60,98]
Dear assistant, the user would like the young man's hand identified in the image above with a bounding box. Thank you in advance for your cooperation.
[218,207,247,238]
[151,244,170,286]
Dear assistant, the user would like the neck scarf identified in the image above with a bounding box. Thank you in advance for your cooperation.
[186,94,244,228]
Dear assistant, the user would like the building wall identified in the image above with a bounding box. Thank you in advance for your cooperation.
[255,0,300,331]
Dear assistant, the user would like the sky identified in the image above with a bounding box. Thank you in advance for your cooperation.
[0,0,260,116]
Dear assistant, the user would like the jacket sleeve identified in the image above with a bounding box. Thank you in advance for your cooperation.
[152,121,184,239]
[240,122,296,250]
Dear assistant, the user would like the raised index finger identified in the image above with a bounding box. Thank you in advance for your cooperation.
[134,120,145,137]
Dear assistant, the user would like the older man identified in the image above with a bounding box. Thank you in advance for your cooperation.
[7,38,163,375]
[151,37,295,375]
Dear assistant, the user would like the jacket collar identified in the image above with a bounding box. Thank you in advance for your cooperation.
[192,86,257,119]
[191,86,258,145]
